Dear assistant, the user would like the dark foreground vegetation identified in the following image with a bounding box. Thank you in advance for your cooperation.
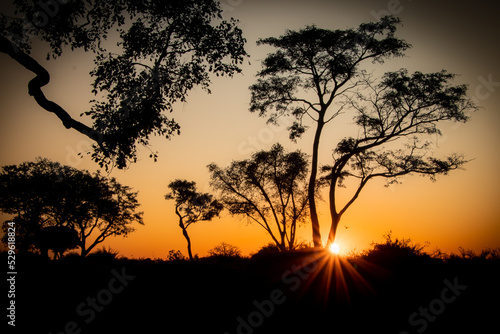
[6,240,500,334]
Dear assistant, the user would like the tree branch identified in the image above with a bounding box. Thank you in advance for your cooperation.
[0,35,103,143]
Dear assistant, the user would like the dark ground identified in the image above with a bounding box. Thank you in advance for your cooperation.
[4,249,500,334]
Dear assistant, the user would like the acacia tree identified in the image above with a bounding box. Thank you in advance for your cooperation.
[321,70,475,246]
[208,144,309,251]
[249,16,410,247]
[165,179,223,260]
[0,0,247,169]
[0,158,144,257]
[72,174,144,257]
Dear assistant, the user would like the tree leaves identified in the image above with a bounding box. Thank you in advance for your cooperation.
[208,144,309,250]
[165,179,223,225]
[325,68,476,191]
[1,0,248,169]
[0,158,144,256]
[249,16,410,130]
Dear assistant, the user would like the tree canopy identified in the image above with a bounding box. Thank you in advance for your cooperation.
[0,158,144,256]
[165,179,223,260]
[0,0,247,169]
[320,69,475,245]
[208,144,310,251]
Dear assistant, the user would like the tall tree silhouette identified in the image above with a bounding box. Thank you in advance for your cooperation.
[250,16,409,247]
[321,70,475,246]
[165,180,223,260]
[0,0,247,169]
[0,158,144,256]
[208,144,309,251]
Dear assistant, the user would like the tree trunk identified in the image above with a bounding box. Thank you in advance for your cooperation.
[327,169,342,247]
[308,118,325,248]
[175,206,194,260]
[79,233,88,257]
[182,227,194,260]
[80,245,90,257]
[40,247,49,259]
[327,212,341,247]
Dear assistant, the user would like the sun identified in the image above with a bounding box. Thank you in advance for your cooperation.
[329,243,341,255]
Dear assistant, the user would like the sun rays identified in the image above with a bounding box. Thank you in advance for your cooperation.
[286,249,380,307]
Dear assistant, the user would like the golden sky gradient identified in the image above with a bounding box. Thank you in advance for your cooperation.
[1,0,499,258]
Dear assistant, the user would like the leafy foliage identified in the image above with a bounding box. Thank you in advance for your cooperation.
[249,16,476,247]
[165,180,223,225]
[0,158,144,256]
[249,15,410,141]
[1,0,247,169]
[208,242,242,258]
[208,143,309,251]
[249,16,410,247]
[319,69,475,244]
[165,179,222,260]
[362,231,430,266]
[167,249,187,261]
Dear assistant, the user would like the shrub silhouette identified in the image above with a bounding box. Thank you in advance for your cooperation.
[208,242,242,258]
[86,247,121,263]
[362,231,430,266]
[449,247,500,262]
[167,249,187,261]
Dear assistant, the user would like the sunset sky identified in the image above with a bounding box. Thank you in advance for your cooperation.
[1,0,499,258]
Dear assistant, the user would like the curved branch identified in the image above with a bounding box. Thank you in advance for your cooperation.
[0,35,103,143]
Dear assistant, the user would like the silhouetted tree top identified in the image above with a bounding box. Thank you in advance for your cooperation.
[0,158,144,256]
[250,16,410,140]
[208,143,310,251]
[165,180,223,225]
[0,0,247,169]
[165,179,223,260]
[208,242,242,258]
[320,69,476,245]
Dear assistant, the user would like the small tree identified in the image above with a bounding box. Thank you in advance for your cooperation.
[167,249,187,261]
[208,143,309,251]
[0,158,144,256]
[165,180,223,260]
[208,242,242,258]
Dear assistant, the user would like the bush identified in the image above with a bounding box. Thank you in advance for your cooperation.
[250,243,281,259]
[363,231,430,265]
[167,249,187,261]
[451,247,500,261]
[87,247,120,261]
[208,242,242,258]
